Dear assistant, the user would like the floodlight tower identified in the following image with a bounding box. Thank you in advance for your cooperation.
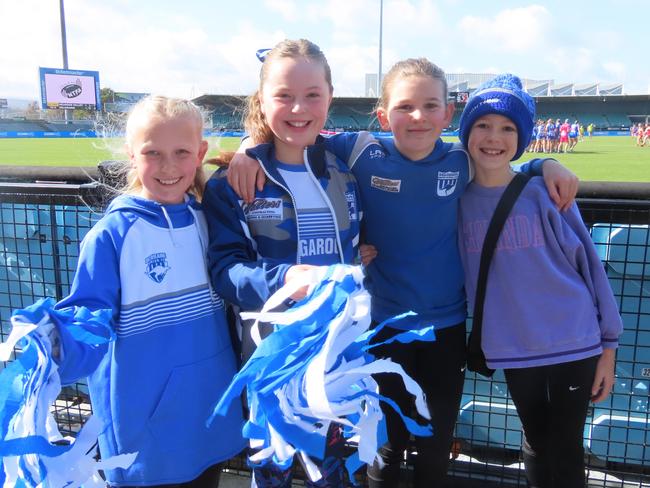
[59,0,69,69]
[59,0,70,122]
[377,0,383,97]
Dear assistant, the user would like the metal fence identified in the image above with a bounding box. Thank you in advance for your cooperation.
[1,174,648,487]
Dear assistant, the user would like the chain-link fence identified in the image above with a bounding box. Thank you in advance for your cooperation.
[1,177,648,487]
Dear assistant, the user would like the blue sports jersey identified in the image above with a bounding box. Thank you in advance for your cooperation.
[325,133,471,329]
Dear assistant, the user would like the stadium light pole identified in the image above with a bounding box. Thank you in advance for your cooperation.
[377,0,383,97]
[59,0,69,70]
[59,0,71,122]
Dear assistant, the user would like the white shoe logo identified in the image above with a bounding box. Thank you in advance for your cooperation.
[569,386,580,391]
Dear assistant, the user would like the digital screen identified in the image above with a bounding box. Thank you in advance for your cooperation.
[39,67,101,110]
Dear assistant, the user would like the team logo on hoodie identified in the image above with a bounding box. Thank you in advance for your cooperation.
[145,252,171,283]
[437,171,459,197]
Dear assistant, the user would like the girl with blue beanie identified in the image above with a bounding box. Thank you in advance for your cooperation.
[458,74,622,488]
[225,57,579,487]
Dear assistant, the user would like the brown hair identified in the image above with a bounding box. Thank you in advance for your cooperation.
[124,95,207,200]
[243,39,333,144]
[377,58,448,111]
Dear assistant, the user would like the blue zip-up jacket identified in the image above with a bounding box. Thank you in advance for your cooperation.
[55,194,245,486]
[203,138,362,312]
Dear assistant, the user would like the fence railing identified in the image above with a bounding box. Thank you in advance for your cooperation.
[1,169,649,487]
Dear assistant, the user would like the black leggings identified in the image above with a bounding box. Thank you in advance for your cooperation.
[366,323,467,487]
[505,355,599,488]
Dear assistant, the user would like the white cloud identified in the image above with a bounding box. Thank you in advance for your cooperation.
[545,47,595,84]
[264,0,300,22]
[602,61,625,81]
[458,5,551,53]
[0,0,62,98]
[328,44,378,96]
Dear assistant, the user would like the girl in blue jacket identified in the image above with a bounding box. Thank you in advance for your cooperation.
[48,96,245,486]
[203,39,361,488]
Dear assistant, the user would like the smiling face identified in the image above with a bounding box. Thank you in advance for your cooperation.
[259,56,333,164]
[468,113,519,186]
[128,115,208,204]
[377,75,454,161]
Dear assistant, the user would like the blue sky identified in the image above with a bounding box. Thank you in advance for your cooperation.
[1,0,648,101]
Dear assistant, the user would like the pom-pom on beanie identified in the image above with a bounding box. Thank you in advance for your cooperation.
[458,73,536,161]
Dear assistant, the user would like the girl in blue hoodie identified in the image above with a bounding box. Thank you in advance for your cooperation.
[52,95,245,486]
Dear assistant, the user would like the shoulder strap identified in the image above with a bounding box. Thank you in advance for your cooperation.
[468,172,531,355]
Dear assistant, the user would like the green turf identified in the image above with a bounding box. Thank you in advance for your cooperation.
[0,137,241,167]
[1,136,649,182]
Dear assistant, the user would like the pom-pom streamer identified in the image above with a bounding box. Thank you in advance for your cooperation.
[209,265,435,483]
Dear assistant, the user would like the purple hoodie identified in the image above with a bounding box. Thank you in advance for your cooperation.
[459,177,622,369]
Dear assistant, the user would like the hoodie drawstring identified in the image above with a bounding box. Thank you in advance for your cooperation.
[187,202,208,270]
[160,206,177,247]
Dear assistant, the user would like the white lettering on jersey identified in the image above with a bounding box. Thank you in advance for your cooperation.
[371,175,401,193]
[242,198,283,221]
[299,238,336,256]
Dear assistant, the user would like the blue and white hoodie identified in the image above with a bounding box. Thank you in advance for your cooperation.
[55,194,245,486]
[203,138,362,312]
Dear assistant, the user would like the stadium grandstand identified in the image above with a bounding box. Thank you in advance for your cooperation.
[2,73,648,136]
[0,118,95,133]
[192,94,383,132]
[193,93,650,134]
[192,73,649,133]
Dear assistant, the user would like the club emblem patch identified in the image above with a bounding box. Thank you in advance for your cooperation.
[437,171,459,197]
[145,252,170,283]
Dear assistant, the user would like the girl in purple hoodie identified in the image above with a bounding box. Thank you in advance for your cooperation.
[457,74,623,488]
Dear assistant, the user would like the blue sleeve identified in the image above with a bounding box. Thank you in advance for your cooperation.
[54,221,122,385]
[513,157,546,176]
[321,132,361,167]
[203,175,292,311]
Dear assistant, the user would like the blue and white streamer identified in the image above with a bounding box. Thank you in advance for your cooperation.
[0,298,137,487]
[209,265,436,483]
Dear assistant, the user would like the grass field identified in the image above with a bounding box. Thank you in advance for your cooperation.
[1,135,649,182]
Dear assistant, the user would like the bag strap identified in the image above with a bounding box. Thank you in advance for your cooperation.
[468,172,531,356]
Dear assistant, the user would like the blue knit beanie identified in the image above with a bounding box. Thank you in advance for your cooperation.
[458,73,536,161]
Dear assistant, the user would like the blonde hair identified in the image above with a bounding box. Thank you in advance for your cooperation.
[123,95,207,200]
[243,39,333,144]
[377,58,448,111]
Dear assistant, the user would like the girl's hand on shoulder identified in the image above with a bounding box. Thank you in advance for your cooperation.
[284,264,318,301]
[541,159,579,211]
[227,140,267,203]
[360,244,378,266]
[591,348,616,403]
